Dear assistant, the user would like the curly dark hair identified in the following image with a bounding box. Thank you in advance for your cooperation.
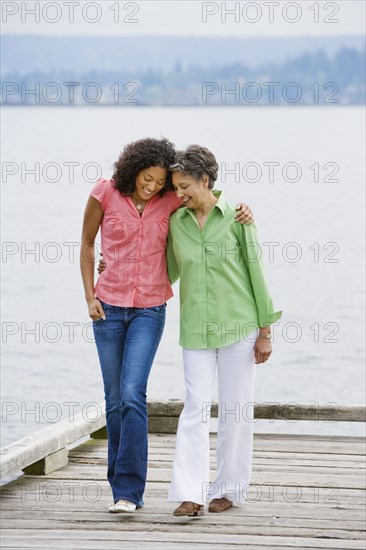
[169,144,218,189]
[113,138,176,196]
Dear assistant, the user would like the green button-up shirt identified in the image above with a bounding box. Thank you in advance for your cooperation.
[166,192,282,349]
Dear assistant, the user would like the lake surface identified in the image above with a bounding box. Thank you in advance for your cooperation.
[1,106,365,446]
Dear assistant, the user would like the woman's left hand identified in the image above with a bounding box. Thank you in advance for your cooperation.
[97,253,107,275]
[254,337,272,364]
[235,203,254,224]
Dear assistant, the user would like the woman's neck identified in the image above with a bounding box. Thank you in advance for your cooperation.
[193,192,218,217]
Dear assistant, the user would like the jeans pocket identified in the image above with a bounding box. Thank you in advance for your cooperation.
[97,298,113,317]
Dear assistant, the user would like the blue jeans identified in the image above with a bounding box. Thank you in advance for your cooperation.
[93,300,166,507]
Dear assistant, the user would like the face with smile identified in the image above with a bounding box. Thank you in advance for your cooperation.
[172,172,209,210]
[134,166,168,202]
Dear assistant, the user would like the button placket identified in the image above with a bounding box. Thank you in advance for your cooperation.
[199,223,210,348]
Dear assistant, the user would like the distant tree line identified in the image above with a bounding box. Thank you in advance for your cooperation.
[2,47,365,106]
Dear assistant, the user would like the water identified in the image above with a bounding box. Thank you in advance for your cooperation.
[1,106,365,446]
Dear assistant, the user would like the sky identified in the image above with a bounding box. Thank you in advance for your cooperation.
[1,0,365,37]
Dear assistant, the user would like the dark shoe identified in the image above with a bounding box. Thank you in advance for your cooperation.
[173,501,204,517]
[208,497,233,513]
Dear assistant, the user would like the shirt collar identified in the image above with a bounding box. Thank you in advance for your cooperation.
[176,190,227,219]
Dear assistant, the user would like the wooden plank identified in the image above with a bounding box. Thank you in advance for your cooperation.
[2,495,364,510]
[1,515,365,535]
[147,434,366,455]
[2,529,366,549]
[0,542,307,550]
[2,475,364,502]
[68,455,364,475]
[81,437,366,457]
[66,453,366,474]
[85,432,366,444]
[147,401,366,423]
[69,445,366,464]
[1,493,364,514]
[69,453,365,470]
[2,506,366,523]
[148,417,178,433]
[69,451,366,469]
[0,542,321,550]
[84,432,366,452]
[1,540,362,550]
[35,464,364,489]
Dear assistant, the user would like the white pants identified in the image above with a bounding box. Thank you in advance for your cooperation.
[168,334,257,505]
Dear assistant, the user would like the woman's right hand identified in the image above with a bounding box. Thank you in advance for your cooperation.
[87,297,106,321]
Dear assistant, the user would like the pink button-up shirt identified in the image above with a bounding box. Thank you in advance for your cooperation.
[90,178,182,308]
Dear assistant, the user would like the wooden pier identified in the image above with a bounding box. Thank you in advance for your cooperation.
[1,402,365,549]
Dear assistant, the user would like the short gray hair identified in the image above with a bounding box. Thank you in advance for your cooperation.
[170,145,218,189]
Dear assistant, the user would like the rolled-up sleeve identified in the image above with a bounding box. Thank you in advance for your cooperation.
[240,223,282,327]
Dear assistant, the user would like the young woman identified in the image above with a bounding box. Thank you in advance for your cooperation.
[166,145,282,517]
[80,137,253,513]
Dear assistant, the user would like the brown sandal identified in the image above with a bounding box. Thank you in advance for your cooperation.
[208,497,233,513]
[173,501,204,517]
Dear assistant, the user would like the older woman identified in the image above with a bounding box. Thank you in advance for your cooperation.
[166,145,282,517]
[81,138,253,514]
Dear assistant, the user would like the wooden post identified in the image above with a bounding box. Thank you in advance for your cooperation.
[22,449,69,476]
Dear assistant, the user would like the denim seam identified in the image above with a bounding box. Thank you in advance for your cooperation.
[114,496,142,507]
